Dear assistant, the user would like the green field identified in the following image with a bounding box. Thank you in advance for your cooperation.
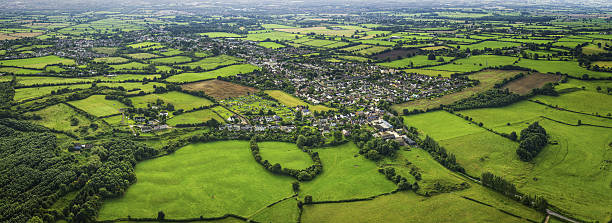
[167,64,260,83]
[109,62,148,70]
[531,90,612,116]
[149,56,192,64]
[427,55,517,72]
[30,103,92,132]
[258,141,314,170]
[131,91,214,111]
[258,42,286,49]
[450,41,521,51]
[181,55,242,70]
[0,67,43,75]
[126,53,160,59]
[166,108,224,126]
[300,142,396,202]
[515,59,612,79]
[245,31,300,41]
[0,55,75,69]
[14,84,92,101]
[68,94,126,117]
[98,141,296,220]
[200,32,244,38]
[97,82,166,95]
[402,68,456,77]
[377,55,454,68]
[93,57,129,64]
[264,90,332,112]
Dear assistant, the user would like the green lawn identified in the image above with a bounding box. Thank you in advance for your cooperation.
[258,141,314,170]
[68,95,126,117]
[300,142,397,202]
[166,108,224,126]
[98,141,296,220]
[131,91,214,111]
[167,64,260,83]
[0,55,75,69]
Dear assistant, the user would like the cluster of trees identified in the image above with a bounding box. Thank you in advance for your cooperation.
[531,83,558,96]
[421,136,465,173]
[353,129,400,160]
[481,172,548,212]
[444,89,523,111]
[0,81,15,107]
[104,94,133,107]
[494,73,525,88]
[249,138,322,181]
[295,126,324,148]
[379,167,417,191]
[516,122,548,162]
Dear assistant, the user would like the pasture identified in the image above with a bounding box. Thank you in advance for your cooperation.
[166,64,260,83]
[245,31,300,41]
[14,84,92,101]
[515,59,612,79]
[97,141,296,220]
[531,90,612,116]
[166,109,224,126]
[0,55,75,69]
[258,141,314,170]
[181,55,241,70]
[181,79,257,100]
[402,68,456,77]
[149,56,192,64]
[200,32,243,38]
[126,53,159,60]
[67,95,126,117]
[377,55,453,68]
[258,42,286,49]
[30,103,92,133]
[450,41,520,51]
[427,55,517,72]
[0,67,43,75]
[92,57,129,64]
[264,90,332,111]
[131,91,214,111]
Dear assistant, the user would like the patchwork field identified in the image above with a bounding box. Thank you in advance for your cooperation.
[181,79,258,100]
[98,141,296,220]
[131,91,214,111]
[68,94,126,117]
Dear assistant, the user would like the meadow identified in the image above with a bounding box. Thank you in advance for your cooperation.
[377,55,454,68]
[92,57,130,64]
[97,82,166,95]
[14,84,92,101]
[426,55,517,72]
[258,141,314,170]
[264,90,332,112]
[148,56,192,64]
[402,68,456,77]
[200,32,244,38]
[97,141,296,220]
[167,64,260,83]
[515,59,612,79]
[0,67,44,75]
[30,103,92,133]
[131,91,214,111]
[502,73,562,95]
[68,95,126,117]
[450,41,520,51]
[126,53,159,59]
[531,90,612,115]
[181,55,242,70]
[258,42,286,49]
[166,108,224,126]
[245,31,300,41]
[354,46,392,56]
[0,55,75,69]
[109,62,148,70]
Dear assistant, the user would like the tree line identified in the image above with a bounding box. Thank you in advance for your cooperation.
[249,137,323,181]
[481,172,548,212]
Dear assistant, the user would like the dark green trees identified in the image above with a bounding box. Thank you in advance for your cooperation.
[516,122,548,162]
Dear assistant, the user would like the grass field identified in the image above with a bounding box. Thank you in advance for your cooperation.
[392,70,522,112]
[97,82,166,95]
[148,56,192,64]
[30,103,92,132]
[14,84,92,101]
[167,64,260,83]
[1,76,93,86]
[166,108,224,126]
[68,95,126,117]
[93,57,129,64]
[0,67,43,75]
[531,90,612,116]
[92,47,118,54]
[181,79,257,100]
[264,90,332,112]
[591,61,612,68]
[0,55,75,69]
[336,55,371,62]
[157,49,184,57]
[277,27,358,37]
[258,141,314,170]
[98,141,296,220]
[181,55,242,70]
[339,44,373,52]
[126,53,159,60]
[355,46,392,56]
[555,79,612,93]
[109,62,148,70]
[200,32,243,38]
[450,41,520,51]
[245,31,300,41]
[515,59,612,79]
[258,42,286,49]
[402,68,456,77]
[131,91,214,111]
[377,55,453,68]
[427,55,517,72]
[300,142,397,201]
[403,109,612,222]
[251,198,299,223]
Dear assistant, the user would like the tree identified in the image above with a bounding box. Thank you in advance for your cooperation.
[427,53,436,60]
[292,181,300,192]
[296,135,306,148]
[304,195,313,204]
[158,211,165,220]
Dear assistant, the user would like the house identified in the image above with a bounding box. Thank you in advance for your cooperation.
[371,119,393,131]
[134,116,146,122]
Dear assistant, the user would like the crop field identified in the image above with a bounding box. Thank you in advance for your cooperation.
[377,55,453,68]
[167,64,259,83]
[166,108,224,126]
[126,53,159,59]
[300,142,396,201]
[591,61,612,68]
[92,57,129,64]
[515,59,612,79]
[181,79,258,100]
[420,46,449,51]
[402,68,456,77]
[502,73,562,95]
[406,106,612,222]
[258,42,286,49]
[258,141,313,170]
[264,90,332,111]
[0,55,75,69]
[14,84,92,101]
[131,91,214,111]
[181,55,242,70]
[427,55,517,72]
[200,32,243,38]
[98,141,296,220]
[392,70,522,112]
[67,94,126,117]
[148,56,192,64]
[245,31,300,41]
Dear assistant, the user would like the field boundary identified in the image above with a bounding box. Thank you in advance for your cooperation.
[529,99,612,120]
